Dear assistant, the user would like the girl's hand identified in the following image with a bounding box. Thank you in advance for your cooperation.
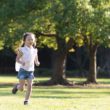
[18,50,23,57]
[36,61,40,66]
[21,62,25,66]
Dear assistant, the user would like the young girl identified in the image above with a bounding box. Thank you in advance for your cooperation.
[12,32,40,105]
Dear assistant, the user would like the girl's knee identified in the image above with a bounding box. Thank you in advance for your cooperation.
[19,88,24,91]
[18,85,24,91]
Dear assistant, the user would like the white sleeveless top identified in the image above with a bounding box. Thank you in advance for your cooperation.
[15,46,38,71]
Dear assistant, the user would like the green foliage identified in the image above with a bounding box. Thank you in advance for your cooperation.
[0,0,110,50]
[79,0,110,46]
[49,0,79,37]
[0,40,4,50]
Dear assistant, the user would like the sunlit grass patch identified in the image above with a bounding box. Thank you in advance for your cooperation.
[0,84,110,110]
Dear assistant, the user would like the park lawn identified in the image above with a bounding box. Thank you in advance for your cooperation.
[0,85,110,110]
[0,75,110,84]
[0,76,110,110]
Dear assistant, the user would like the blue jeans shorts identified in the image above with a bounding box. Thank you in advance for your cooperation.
[17,68,34,80]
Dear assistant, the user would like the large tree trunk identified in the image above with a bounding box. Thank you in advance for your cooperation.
[87,45,98,83]
[39,37,73,85]
[48,37,72,85]
[50,50,69,85]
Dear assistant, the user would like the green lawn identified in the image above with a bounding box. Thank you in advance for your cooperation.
[0,76,110,110]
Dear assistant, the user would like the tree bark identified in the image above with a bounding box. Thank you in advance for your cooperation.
[82,35,99,84]
[87,45,98,83]
[48,37,73,85]
[50,50,69,85]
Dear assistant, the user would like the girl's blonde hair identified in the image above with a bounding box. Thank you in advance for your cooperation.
[21,32,36,48]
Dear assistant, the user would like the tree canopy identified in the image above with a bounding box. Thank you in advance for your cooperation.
[0,0,109,50]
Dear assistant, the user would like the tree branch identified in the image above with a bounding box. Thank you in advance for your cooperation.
[83,35,89,47]
[66,38,74,51]
[35,30,57,37]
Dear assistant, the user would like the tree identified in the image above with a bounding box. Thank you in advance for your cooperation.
[0,0,110,85]
[0,0,79,85]
[34,0,80,85]
[40,0,110,84]
[77,0,110,83]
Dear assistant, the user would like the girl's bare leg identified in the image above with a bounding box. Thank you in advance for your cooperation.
[24,79,33,101]
[17,80,25,91]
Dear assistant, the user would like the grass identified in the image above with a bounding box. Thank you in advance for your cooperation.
[0,75,110,84]
[0,76,110,110]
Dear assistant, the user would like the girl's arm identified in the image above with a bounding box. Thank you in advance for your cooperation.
[35,54,40,66]
[16,50,25,66]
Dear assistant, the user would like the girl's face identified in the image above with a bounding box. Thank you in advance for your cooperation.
[24,34,35,47]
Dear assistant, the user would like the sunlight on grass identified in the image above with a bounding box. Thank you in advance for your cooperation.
[0,76,110,110]
[0,76,17,83]
[0,76,50,83]
[0,75,110,84]
[0,86,110,110]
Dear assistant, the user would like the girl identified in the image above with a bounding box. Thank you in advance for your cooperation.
[12,32,40,105]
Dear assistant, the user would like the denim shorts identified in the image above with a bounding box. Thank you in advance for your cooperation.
[17,68,34,80]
